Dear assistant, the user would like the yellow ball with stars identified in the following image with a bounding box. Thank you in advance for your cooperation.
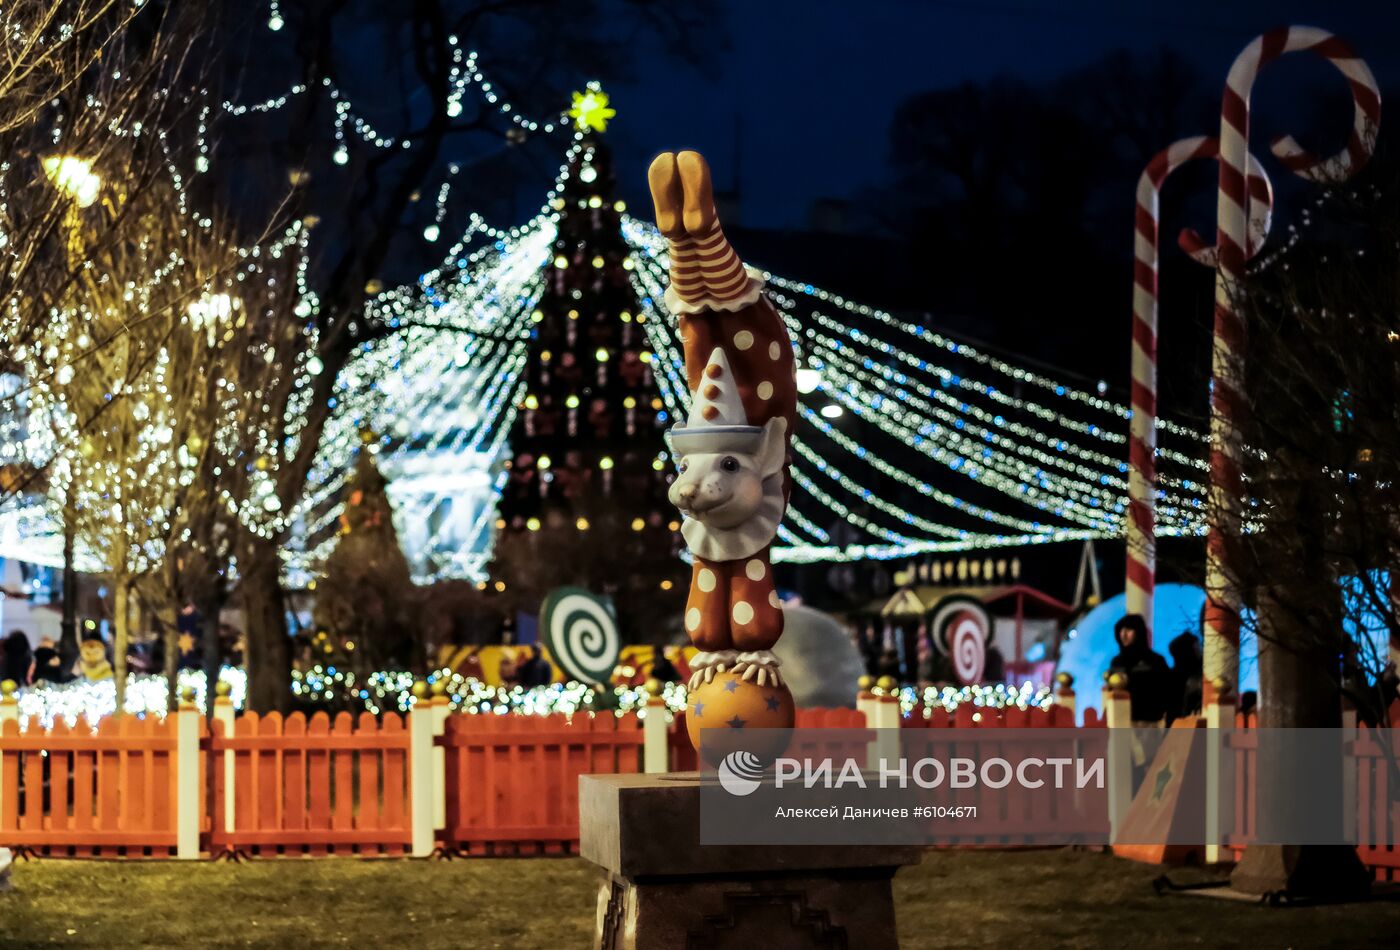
[686,670,794,765]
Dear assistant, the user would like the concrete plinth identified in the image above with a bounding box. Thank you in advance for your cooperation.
[580,773,921,949]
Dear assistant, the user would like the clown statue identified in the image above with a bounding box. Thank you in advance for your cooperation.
[650,151,799,745]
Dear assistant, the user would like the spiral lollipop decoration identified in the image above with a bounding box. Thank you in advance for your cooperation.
[539,586,621,684]
[948,612,987,685]
[1203,25,1380,703]
[930,595,990,685]
[1126,137,1274,640]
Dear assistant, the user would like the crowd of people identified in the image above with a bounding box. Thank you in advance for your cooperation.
[1,630,66,686]
[1106,613,1204,726]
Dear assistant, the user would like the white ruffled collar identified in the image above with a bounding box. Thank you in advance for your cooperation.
[680,474,784,563]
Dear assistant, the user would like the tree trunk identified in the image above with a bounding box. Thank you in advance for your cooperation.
[59,504,79,674]
[241,544,289,713]
[112,577,129,717]
[163,611,179,712]
[1231,473,1370,898]
[1230,589,1371,897]
[200,586,225,722]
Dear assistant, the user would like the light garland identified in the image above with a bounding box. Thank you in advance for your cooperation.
[4,92,1228,584]
[10,665,1050,729]
[893,681,1054,718]
[12,668,247,730]
[257,168,1219,578]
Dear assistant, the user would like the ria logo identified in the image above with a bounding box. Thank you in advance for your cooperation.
[717,751,766,796]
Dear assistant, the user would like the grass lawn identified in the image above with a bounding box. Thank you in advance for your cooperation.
[1,849,1396,948]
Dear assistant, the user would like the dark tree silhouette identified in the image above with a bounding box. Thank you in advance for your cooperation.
[879,51,1212,379]
[313,446,422,675]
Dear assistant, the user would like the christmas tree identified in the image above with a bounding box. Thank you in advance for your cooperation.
[313,441,422,674]
[489,87,687,640]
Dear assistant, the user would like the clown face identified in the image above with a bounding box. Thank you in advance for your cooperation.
[668,417,786,529]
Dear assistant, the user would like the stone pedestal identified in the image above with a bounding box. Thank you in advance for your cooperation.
[580,773,921,949]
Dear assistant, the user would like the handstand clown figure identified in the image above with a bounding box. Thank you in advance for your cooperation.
[649,150,798,694]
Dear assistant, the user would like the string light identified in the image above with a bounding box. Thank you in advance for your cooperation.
[4,86,1233,583]
[10,665,1051,728]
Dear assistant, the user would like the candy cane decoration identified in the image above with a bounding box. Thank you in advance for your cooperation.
[1204,26,1380,702]
[1127,136,1274,642]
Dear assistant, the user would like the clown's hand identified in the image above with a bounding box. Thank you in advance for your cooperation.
[687,650,738,691]
[734,651,783,689]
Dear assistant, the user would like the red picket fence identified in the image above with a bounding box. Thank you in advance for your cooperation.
[901,703,1079,730]
[1225,710,1256,860]
[899,702,1107,845]
[667,706,868,773]
[1226,705,1400,881]
[2,699,1395,870]
[0,716,191,857]
[439,712,643,855]
[1355,719,1400,880]
[788,707,871,764]
[208,711,412,857]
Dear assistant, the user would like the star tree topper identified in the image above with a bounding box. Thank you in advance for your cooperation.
[568,83,615,133]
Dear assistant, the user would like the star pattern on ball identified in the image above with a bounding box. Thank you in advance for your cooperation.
[726,715,747,729]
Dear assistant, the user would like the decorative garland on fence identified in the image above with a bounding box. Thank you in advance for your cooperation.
[11,669,249,730]
[10,666,1054,729]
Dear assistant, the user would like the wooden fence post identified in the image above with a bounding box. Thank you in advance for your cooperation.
[1102,672,1133,844]
[868,687,902,772]
[0,680,16,803]
[856,676,878,770]
[409,682,436,858]
[176,688,201,860]
[430,680,450,831]
[213,680,236,834]
[1203,677,1236,864]
[643,689,669,774]
[1054,672,1076,722]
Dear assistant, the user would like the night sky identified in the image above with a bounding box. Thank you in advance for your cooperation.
[600,0,1400,229]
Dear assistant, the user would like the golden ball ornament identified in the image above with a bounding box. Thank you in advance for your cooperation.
[685,671,794,765]
[875,675,898,693]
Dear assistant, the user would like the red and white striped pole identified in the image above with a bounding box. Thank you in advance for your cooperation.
[1128,137,1274,642]
[1204,26,1380,704]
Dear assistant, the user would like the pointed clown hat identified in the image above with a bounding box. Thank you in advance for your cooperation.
[669,346,763,455]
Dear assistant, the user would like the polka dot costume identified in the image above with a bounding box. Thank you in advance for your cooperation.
[676,296,797,505]
[646,148,795,657]
[684,546,784,652]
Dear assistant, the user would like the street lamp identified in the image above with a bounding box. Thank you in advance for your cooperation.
[795,366,823,395]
